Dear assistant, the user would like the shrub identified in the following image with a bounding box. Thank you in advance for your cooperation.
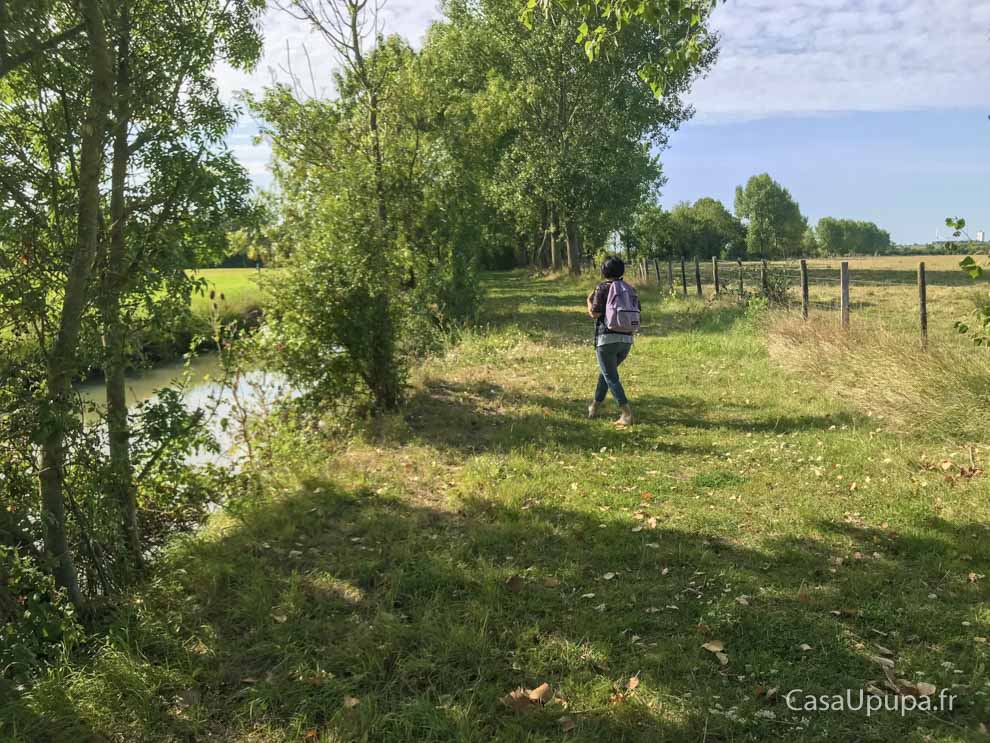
[0,546,80,680]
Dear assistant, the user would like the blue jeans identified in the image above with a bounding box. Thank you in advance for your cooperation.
[594,343,630,406]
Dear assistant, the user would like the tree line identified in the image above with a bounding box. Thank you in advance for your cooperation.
[624,173,892,262]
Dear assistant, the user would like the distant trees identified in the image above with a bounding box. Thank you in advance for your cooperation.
[672,198,746,258]
[627,176,895,262]
[734,174,807,259]
[814,217,892,256]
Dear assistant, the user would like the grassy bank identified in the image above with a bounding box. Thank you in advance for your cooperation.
[5,271,990,741]
[1,268,266,376]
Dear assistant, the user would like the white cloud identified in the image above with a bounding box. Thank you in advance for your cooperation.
[223,0,990,182]
[689,0,990,122]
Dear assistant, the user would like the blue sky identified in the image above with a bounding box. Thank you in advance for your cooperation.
[218,0,990,245]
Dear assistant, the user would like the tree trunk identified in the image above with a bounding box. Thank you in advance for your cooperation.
[549,204,562,271]
[40,0,113,608]
[104,0,142,573]
[565,220,581,276]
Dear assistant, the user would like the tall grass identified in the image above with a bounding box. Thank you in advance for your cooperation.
[768,312,990,444]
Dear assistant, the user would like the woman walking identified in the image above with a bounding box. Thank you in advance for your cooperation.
[586,256,640,426]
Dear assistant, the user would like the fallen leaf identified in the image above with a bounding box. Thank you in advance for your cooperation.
[715,652,729,666]
[271,612,288,624]
[625,675,640,691]
[603,572,616,581]
[735,595,750,606]
[342,696,360,708]
[799,643,813,652]
[528,682,553,704]
[500,688,531,713]
[543,577,561,588]
[702,640,725,653]
[915,682,937,697]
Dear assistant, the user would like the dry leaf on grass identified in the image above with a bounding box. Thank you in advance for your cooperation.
[715,652,729,666]
[625,675,640,691]
[342,696,360,708]
[542,577,561,588]
[501,683,554,713]
[702,640,724,653]
[271,612,288,624]
[799,643,813,652]
[603,572,616,581]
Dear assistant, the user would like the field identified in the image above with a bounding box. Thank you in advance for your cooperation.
[8,268,990,742]
[0,268,265,374]
[645,254,988,338]
[189,268,267,322]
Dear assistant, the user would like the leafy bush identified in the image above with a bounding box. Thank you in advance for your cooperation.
[0,546,80,680]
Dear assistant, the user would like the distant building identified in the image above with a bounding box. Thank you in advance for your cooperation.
[977,231,986,243]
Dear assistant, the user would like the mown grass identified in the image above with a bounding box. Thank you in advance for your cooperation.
[4,271,990,742]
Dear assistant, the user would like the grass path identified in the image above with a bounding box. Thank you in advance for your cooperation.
[8,272,990,742]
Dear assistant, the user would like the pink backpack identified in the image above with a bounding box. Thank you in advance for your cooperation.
[605,280,641,333]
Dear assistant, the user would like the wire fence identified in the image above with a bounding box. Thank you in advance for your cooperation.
[614,256,983,347]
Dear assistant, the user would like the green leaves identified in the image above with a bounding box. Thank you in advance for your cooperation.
[522,0,722,97]
[960,255,984,280]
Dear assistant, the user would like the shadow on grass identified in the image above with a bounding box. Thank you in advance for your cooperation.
[17,474,986,741]
[391,380,867,457]
[1,682,98,742]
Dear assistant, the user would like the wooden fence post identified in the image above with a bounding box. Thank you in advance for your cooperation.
[712,257,720,296]
[694,256,702,297]
[918,261,928,348]
[760,259,769,296]
[680,257,688,297]
[840,261,850,329]
[737,259,743,295]
[800,259,809,320]
[653,259,661,287]
[667,260,674,292]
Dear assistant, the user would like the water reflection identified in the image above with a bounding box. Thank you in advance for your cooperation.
[76,354,291,466]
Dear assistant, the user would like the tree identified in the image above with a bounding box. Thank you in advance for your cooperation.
[522,0,723,97]
[97,0,262,571]
[438,0,714,273]
[734,174,807,259]
[669,197,744,259]
[0,0,262,604]
[629,201,677,260]
[815,217,892,256]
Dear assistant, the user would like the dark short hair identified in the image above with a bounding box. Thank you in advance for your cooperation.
[601,256,625,279]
